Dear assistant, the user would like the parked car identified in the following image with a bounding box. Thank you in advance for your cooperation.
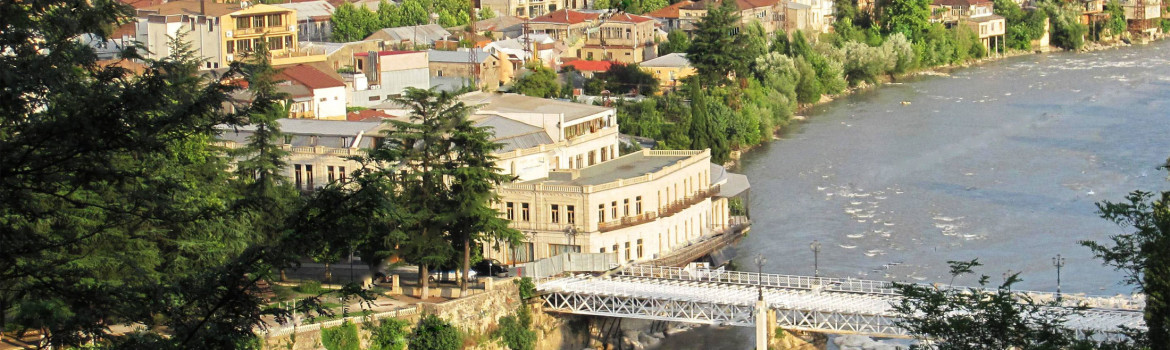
[428,266,477,282]
[471,259,508,277]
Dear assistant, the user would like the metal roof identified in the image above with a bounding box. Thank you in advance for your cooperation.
[640,53,690,68]
[427,49,491,64]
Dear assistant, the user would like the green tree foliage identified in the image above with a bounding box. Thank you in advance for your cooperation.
[369,318,411,350]
[594,0,613,9]
[516,277,537,300]
[687,81,731,163]
[332,2,381,42]
[1104,0,1128,37]
[512,63,562,98]
[1082,179,1170,347]
[445,109,524,292]
[599,63,660,95]
[322,321,361,350]
[994,0,1048,50]
[893,260,1135,349]
[0,0,367,347]
[411,315,463,350]
[878,0,932,41]
[793,55,823,103]
[687,2,766,84]
[496,305,536,350]
[1042,2,1089,50]
[479,7,497,20]
[659,30,692,55]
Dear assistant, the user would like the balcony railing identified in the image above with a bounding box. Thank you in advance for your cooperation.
[658,185,720,218]
[598,211,658,233]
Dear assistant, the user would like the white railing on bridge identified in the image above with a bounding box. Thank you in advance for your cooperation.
[616,265,1146,310]
[513,253,619,280]
[619,265,900,295]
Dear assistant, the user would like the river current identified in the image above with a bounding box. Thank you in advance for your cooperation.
[649,41,1170,349]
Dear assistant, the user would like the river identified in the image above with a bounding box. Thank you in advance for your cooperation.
[649,41,1170,349]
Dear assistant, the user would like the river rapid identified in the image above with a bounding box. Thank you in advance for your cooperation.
[649,41,1170,349]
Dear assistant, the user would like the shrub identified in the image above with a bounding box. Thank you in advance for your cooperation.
[294,280,325,295]
[495,305,536,350]
[410,315,462,350]
[321,321,360,350]
[515,277,536,300]
[368,318,411,350]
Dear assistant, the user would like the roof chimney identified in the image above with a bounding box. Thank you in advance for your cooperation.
[200,0,205,15]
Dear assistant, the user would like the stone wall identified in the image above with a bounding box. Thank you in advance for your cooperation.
[259,277,587,350]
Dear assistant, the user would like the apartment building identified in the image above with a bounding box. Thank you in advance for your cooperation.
[931,0,1005,54]
[579,12,658,64]
[214,92,747,266]
[275,63,348,120]
[428,49,513,92]
[273,0,335,42]
[350,50,432,107]
[649,0,784,34]
[480,0,567,18]
[136,0,323,70]
[639,53,695,92]
[529,9,602,44]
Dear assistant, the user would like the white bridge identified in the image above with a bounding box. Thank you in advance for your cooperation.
[537,265,1146,338]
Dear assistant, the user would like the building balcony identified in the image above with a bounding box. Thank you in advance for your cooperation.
[598,211,658,233]
[658,185,720,218]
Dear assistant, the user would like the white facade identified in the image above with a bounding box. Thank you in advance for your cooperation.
[313,86,347,119]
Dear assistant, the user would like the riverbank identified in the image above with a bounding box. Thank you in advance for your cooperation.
[722,34,1160,170]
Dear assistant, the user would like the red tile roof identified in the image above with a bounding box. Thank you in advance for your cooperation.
[119,0,165,9]
[111,22,136,38]
[563,60,614,72]
[646,1,693,18]
[353,50,421,57]
[607,12,656,23]
[529,9,601,25]
[276,64,345,90]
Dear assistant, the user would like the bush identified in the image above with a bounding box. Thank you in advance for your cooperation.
[495,305,536,350]
[410,315,462,350]
[294,280,325,295]
[321,321,360,350]
[368,318,411,350]
[515,277,536,300]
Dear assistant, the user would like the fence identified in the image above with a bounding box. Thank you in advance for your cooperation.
[258,305,421,339]
[513,253,619,280]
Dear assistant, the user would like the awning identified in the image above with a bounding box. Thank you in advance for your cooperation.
[718,172,750,198]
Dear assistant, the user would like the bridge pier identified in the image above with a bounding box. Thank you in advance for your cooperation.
[756,299,770,350]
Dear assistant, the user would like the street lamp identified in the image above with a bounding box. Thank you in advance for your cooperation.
[810,240,822,278]
[1053,254,1066,301]
[754,253,767,301]
[564,226,579,262]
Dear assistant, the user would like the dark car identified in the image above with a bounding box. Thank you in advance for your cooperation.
[472,259,508,277]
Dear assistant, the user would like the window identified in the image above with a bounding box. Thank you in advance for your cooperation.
[567,205,575,224]
[624,242,631,261]
[550,244,581,255]
[598,204,605,222]
[236,17,250,29]
[510,242,534,263]
[576,154,583,168]
[339,166,347,181]
[521,203,530,222]
[600,247,606,253]
[636,239,643,258]
[506,202,515,220]
[623,199,630,217]
[437,70,444,77]
[611,201,617,219]
[294,164,302,188]
[636,196,642,214]
[252,16,265,28]
[601,147,608,162]
[226,40,234,54]
[551,204,560,223]
[613,244,620,261]
[328,166,335,182]
[588,150,596,166]
[305,165,314,189]
[268,36,284,50]
[267,14,283,27]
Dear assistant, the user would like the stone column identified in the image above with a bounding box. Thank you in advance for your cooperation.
[756,299,769,350]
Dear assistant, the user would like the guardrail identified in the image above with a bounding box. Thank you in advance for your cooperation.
[258,305,420,338]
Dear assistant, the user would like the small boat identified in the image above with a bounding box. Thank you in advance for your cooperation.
[839,244,858,249]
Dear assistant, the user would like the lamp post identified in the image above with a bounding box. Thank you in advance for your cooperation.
[564,226,579,262]
[810,240,822,278]
[1053,254,1065,301]
[754,253,767,301]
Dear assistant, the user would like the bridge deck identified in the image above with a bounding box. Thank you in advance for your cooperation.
[538,266,1146,338]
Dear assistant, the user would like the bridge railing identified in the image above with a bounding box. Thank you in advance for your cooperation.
[618,265,901,295]
[614,265,1145,310]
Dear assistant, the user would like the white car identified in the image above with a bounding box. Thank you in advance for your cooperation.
[428,267,477,282]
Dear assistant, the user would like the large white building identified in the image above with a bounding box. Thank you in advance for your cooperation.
[216,92,749,266]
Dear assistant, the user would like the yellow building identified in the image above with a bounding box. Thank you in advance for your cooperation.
[136,0,323,70]
[638,53,695,93]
